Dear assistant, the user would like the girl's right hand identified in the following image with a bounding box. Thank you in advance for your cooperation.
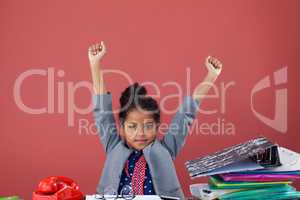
[205,56,222,78]
[88,41,106,66]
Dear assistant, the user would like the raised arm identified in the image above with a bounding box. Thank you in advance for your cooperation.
[88,41,107,95]
[89,41,120,153]
[193,56,222,102]
[161,56,223,159]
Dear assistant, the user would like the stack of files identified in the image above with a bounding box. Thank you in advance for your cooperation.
[186,137,300,200]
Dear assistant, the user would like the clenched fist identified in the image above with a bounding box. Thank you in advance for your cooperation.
[88,41,106,66]
[205,56,222,77]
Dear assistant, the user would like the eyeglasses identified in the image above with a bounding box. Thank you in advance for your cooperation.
[94,194,135,200]
[94,185,135,200]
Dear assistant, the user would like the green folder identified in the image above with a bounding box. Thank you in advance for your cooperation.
[219,185,298,200]
[0,196,20,200]
[209,176,291,189]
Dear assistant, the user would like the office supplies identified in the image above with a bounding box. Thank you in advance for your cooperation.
[186,137,300,199]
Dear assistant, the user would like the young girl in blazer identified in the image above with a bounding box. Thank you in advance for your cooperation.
[88,41,222,199]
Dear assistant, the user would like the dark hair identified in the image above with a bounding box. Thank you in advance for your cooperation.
[119,82,160,125]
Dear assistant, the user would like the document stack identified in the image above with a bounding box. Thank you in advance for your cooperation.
[185,137,300,200]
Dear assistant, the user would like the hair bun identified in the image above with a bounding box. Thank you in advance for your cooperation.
[119,82,147,107]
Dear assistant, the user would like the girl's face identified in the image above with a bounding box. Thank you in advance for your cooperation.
[121,108,158,150]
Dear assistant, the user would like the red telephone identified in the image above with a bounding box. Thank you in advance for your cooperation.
[32,176,84,200]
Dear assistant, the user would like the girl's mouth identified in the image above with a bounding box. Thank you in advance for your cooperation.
[134,139,148,143]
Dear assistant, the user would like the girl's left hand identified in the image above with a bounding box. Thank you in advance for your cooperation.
[88,41,107,66]
[205,56,223,77]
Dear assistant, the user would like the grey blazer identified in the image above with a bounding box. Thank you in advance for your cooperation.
[92,93,200,199]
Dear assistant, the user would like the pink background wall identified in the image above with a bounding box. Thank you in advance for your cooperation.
[1,0,300,199]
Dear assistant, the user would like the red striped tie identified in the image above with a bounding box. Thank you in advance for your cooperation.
[132,155,147,195]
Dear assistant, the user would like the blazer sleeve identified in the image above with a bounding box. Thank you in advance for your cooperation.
[161,96,200,159]
[93,92,121,153]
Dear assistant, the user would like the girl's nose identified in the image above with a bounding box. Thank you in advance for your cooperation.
[136,127,146,136]
[136,130,146,136]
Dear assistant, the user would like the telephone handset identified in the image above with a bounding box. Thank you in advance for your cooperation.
[32,176,83,200]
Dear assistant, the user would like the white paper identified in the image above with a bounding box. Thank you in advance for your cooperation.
[86,194,162,200]
[190,183,241,200]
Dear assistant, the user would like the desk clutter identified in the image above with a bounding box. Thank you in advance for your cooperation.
[186,137,300,200]
[29,176,180,200]
[5,136,300,200]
